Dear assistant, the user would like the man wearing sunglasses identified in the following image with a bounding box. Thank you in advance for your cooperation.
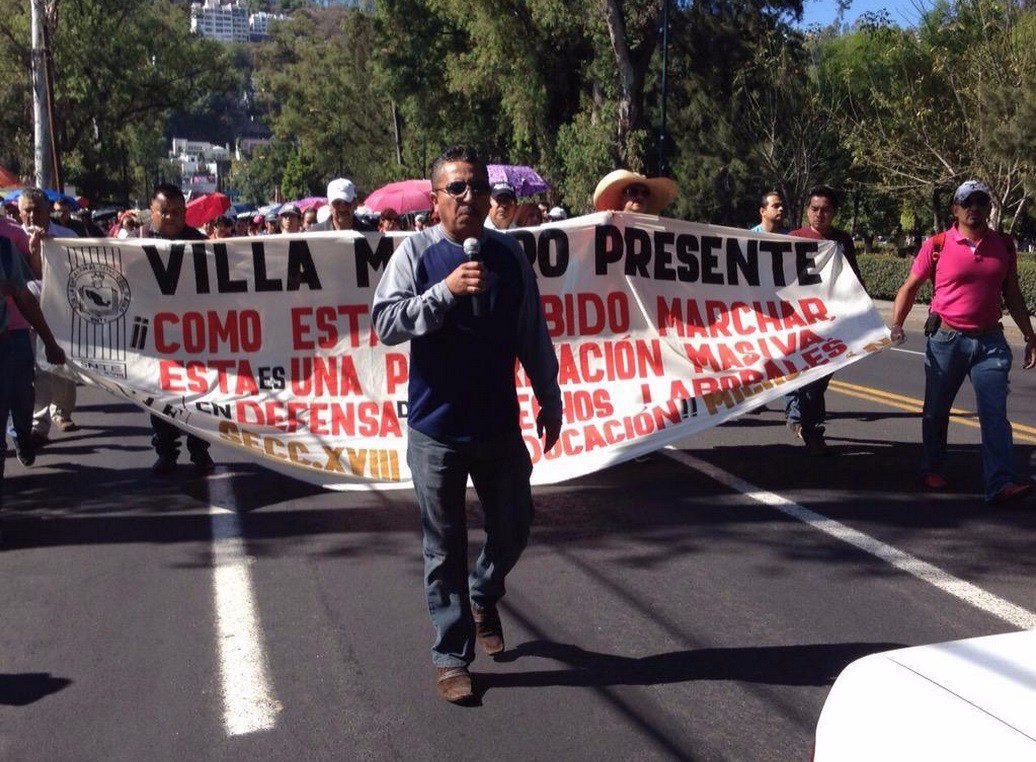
[889,180,1036,502]
[786,186,862,456]
[372,145,562,704]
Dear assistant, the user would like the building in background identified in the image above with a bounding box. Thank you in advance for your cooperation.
[170,138,231,195]
[190,0,249,42]
[190,0,287,42]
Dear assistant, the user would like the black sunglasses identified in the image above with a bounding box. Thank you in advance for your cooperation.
[960,194,990,209]
[623,185,651,199]
[435,179,491,198]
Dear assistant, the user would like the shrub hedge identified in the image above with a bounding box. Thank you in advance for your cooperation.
[857,254,1036,313]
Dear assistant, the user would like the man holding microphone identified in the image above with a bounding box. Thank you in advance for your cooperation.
[372,145,562,704]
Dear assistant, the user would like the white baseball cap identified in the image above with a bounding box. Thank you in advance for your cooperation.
[327,178,356,204]
[952,180,991,204]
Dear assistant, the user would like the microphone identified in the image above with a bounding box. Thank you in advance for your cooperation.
[463,237,482,317]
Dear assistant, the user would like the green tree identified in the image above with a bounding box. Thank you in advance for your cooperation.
[231,140,294,204]
[0,0,239,201]
[817,2,1036,231]
[280,147,317,200]
[253,6,394,193]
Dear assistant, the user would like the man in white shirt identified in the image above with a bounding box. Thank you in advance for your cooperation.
[17,188,79,441]
[485,182,518,230]
[308,178,359,232]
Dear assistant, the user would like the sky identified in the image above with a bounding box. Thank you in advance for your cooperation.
[796,0,926,29]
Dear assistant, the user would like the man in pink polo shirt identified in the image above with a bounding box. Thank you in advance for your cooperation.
[890,180,1036,502]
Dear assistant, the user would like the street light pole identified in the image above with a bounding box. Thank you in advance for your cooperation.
[657,0,670,177]
[31,0,54,189]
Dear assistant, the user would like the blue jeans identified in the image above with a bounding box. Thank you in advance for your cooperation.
[407,427,534,667]
[0,332,15,506]
[4,330,35,451]
[784,373,833,434]
[922,328,1015,500]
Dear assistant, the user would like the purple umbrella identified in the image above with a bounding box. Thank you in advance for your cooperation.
[487,165,549,197]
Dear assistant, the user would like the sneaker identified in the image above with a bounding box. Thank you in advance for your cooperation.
[923,473,947,490]
[53,416,78,433]
[786,420,802,438]
[471,603,505,656]
[13,438,35,467]
[191,451,215,475]
[802,430,830,456]
[991,482,1033,504]
[435,665,475,704]
[152,456,178,477]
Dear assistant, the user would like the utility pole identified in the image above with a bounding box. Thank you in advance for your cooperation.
[31,0,54,189]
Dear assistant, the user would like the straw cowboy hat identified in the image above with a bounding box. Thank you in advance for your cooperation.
[593,169,677,214]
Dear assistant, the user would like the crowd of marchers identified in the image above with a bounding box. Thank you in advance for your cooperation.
[2,155,1034,687]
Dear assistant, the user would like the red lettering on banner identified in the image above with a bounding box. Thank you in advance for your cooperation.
[291,304,377,350]
[657,298,831,338]
[683,329,832,374]
[160,358,262,394]
[159,359,207,393]
[207,360,235,392]
[799,297,829,324]
[385,353,408,394]
[541,292,630,338]
[551,339,663,385]
[704,300,731,337]
[153,310,261,354]
[289,356,363,396]
[521,400,684,464]
[232,399,402,438]
[560,388,614,423]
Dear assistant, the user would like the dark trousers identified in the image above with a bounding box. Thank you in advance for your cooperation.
[150,414,210,461]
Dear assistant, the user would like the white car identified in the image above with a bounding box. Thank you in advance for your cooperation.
[814,630,1036,760]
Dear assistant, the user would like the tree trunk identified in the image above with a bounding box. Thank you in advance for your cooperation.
[601,0,638,167]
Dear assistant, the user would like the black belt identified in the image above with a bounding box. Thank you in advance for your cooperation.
[941,320,1003,337]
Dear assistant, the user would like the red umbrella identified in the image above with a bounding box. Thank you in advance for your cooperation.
[0,166,19,188]
[364,179,432,214]
[184,192,231,227]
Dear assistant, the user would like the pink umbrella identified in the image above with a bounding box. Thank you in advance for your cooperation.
[364,179,432,214]
[184,192,231,227]
[293,196,327,211]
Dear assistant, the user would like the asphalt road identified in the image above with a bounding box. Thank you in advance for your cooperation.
[3,301,1036,761]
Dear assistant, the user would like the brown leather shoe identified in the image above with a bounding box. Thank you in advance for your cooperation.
[472,604,505,656]
[435,665,474,703]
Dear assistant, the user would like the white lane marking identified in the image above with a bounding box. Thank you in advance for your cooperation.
[664,450,1036,630]
[209,476,280,735]
[890,347,925,357]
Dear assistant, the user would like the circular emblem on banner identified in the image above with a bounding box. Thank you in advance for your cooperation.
[67,263,131,324]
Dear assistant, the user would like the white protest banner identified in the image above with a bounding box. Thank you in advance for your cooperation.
[40,212,890,488]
